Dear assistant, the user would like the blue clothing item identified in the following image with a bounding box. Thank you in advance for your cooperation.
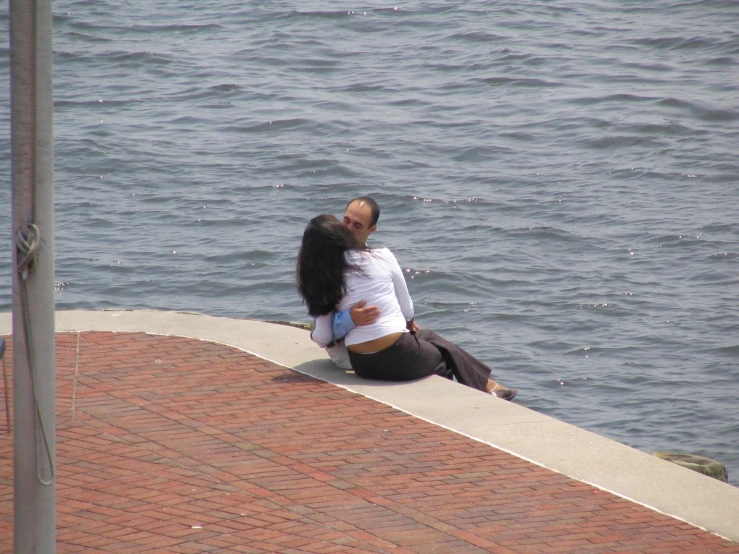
[332,309,356,340]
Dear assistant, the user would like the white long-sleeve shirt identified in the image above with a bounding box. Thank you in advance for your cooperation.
[312,248,414,348]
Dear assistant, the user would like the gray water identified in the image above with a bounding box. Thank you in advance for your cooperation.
[1,1,738,484]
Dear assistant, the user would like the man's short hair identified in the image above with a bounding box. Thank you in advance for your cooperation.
[346,196,380,226]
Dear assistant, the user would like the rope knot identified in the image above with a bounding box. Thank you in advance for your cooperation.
[16,223,42,280]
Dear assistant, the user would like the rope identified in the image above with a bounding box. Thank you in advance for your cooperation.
[16,223,41,279]
[15,223,55,486]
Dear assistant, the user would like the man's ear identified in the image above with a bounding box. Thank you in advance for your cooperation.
[369,225,377,235]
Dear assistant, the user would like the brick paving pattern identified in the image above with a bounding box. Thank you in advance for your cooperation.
[0,331,737,553]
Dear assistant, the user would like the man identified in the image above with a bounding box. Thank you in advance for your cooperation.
[322,197,517,400]
[323,197,382,368]
[343,196,379,245]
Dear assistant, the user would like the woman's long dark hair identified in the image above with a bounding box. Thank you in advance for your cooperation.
[297,214,367,317]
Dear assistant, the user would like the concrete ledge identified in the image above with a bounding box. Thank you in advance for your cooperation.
[2,309,737,542]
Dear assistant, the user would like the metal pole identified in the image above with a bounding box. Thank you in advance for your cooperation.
[10,0,56,551]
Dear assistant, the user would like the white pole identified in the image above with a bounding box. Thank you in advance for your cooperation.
[10,0,56,551]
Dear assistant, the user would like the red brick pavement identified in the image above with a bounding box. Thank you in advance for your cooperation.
[0,332,737,553]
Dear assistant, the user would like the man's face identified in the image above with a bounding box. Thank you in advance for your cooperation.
[343,201,377,244]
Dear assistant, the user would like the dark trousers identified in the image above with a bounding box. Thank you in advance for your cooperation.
[348,329,492,392]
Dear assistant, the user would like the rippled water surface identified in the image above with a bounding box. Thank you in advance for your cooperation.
[1,1,738,483]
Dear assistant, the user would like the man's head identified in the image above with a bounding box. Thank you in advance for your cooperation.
[343,196,380,244]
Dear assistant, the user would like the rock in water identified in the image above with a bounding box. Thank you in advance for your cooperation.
[654,452,728,483]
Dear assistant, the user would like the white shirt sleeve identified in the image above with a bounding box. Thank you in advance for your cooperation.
[385,249,414,321]
[311,313,333,348]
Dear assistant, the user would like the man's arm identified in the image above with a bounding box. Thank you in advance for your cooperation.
[332,300,380,340]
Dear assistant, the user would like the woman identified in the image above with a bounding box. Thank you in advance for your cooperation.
[297,214,516,399]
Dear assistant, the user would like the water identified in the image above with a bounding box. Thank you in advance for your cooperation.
[1,1,737,483]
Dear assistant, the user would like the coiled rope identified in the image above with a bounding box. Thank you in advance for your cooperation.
[15,223,55,486]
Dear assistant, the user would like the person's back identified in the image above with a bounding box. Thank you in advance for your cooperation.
[338,248,412,347]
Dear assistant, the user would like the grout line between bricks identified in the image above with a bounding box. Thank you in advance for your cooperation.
[213,340,738,545]
[7,322,738,549]
[57,327,736,543]
[64,338,369,518]
[72,331,80,421]
[66,333,529,551]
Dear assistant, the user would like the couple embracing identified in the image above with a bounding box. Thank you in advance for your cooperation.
[297,196,517,400]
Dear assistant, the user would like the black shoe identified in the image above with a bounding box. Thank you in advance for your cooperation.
[490,385,517,401]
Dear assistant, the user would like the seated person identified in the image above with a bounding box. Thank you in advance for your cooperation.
[298,214,517,400]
